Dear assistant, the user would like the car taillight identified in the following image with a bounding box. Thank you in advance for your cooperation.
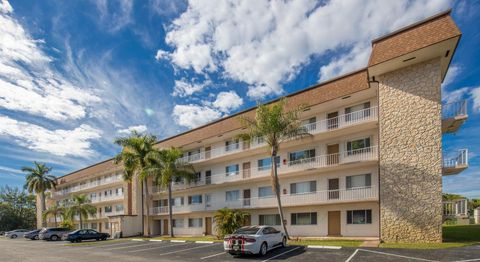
[245,238,256,243]
[224,237,231,241]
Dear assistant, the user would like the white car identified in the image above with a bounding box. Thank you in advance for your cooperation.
[224,226,287,256]
[5,229,30,239]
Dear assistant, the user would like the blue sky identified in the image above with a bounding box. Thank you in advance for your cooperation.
[0,0,479,198]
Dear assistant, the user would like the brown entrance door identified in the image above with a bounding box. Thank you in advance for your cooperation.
[328,211,341,236]
[328,178,339,200]
[327,144,339,165]
[243,189,251,206]
[205,217,212,235]
[163,219,169,235]
[327,112,339,130]
[242,162,251,178]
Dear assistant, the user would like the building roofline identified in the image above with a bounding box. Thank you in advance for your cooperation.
[55,157,114,180]
[371,9,452,44]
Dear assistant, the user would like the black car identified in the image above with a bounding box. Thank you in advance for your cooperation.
[64,229,109,243]
[24,229,42,240]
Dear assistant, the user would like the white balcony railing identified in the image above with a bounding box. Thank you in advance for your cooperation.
[53,175,123,197]
[153,146,378,193]
[90,194,124,203]
[150,186,377,215]
[178,107,378,164]
[443,149,468,168]
[443,100,467,119]
[443,199,468,217]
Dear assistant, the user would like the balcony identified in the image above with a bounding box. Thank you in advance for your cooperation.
[443,149,468,176]
[53,175,123,198]
[442,100,467,133]
[153,146,377,193]
[90,194,124,203]
[150,186,378,215]
[443,199,468,218]
[178,107,378,164]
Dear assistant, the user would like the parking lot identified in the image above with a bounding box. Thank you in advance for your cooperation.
[1,237,480,262]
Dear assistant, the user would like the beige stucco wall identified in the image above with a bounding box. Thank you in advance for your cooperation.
[378,58,443,242]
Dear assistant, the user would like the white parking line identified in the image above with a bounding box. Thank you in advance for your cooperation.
[261,246,302,262]
[200,252,226,259]
[345,249,359,262]
[128,242,191,253]
[156,244,218,256]
[356,249,438,262]
[196,241,214,244]
[71,241,138,249]
[170,240,186,243]
[106,242,156,250]
[453,259,480,262]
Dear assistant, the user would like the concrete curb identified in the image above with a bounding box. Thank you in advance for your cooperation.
[307,245,342,249]
[131,239,145,241]
[195,241,214,244]
[170,240,186,243]
[149,239,163,242]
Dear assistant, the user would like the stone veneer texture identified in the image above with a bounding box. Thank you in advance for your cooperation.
[378,58,443,242]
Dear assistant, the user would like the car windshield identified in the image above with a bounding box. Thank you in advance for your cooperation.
[233,227,260,235]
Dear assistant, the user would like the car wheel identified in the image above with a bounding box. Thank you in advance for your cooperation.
[11,234,17,239]
[50,235,59,241]
[34,235,39,240]
[259,242,268,256]
[77,239,82,243]
[281,237,287,247]
[101,237,107,241]
[96,238,100,241]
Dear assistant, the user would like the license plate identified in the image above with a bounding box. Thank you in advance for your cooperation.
[233,245,240,251]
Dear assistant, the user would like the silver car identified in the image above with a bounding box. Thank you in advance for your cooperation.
[39,227,71,241]
[5,229,30,239]
[224,226,287,256]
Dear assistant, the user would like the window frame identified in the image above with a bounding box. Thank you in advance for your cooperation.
[291,212,317,225]
[346,210,372,224]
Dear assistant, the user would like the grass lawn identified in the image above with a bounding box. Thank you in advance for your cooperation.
[380,224,480,249]
[149,235,222,242]
[288,239,362,247]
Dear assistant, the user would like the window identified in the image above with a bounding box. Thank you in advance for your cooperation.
[205,170,212,185]
[226,190,240,202]
[258,186,274,198]
[104,206,112,213]
[302,117,317,131]
[289,149,315,165]
[90,193,96,200]
[290,181,316,194]
[116,188,123,196]
[173,219,184,228]
[225,139,240,151]
[193,172,201,183]
[188,218,203,227]
[115,204,124,212]
[225,164,239,176]
[291,212,317,225]
[257,157,280,171]
[171,197,184,206]
[255,136,265,144]
[345,102,371,121]
[91,223,97,230]
[105,222,110,229]
[346,174,371,189]
[347,210,372,224]
[346,137,371,154]
[259,214,281,225]
[188,195,202,204]
[187,149,201,161]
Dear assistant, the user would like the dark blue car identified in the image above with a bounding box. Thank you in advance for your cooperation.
[64,229,109,243]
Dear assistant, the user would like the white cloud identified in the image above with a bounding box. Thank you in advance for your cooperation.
[172,104,222,129]
[0,3,101,121]
[443,65,461,87]
[172,79,210,97]
[118,125,148,134]
[0,115,102,157]
[471,87,480,112]
[443,87,469,105]
[93,0,134,33]
[159,0,450,99]
[0,0,13,13]
[212,91,243,113]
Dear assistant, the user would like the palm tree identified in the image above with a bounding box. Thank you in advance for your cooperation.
[23,162,56,227]
[214,208,249,238]
[150,147,196,237]
[42,204,65,227]
[114,131,161,237]
[67,195,96,229]
[237,98,310,239]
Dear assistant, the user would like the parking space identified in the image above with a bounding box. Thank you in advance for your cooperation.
[2,236,480,262]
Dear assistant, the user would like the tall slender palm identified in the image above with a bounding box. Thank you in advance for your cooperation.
[23,162,56,227]
[237,98,310,239]
[67,195,96,229]
[114,131,160,237]
[42,204,65,227]
[149,148,196,237]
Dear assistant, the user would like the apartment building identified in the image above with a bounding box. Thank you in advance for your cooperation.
[40,10,469,242]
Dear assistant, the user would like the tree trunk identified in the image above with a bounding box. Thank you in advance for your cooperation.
[168,181,174,237]
[40,191,46,227]
[144,178,151,237]
[271,151,290,240]
[140,179,145,236]
[79,212,83,229]
[54,213,57,227]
